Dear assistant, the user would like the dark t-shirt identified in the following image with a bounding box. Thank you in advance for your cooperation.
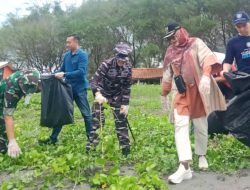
[224,35,250,73]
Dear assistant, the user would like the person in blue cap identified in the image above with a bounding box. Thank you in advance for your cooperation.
[222,11,250,75]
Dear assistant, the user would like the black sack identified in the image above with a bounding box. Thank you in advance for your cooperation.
[208,111,229,136]
[224,71,250,95]
[223,90,250,147]
[40,75,74,128]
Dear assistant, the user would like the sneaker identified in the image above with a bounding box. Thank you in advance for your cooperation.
[122,147,130,157]
[86,143,91,153]
[38,138,57,145]
[85,142,96,153]
[168,164,192,184]
[199,156,208,170]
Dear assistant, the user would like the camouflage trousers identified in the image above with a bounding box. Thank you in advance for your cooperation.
[88,96,130,150]
[0,97,7,152]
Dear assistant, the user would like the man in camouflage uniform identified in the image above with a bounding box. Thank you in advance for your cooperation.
[88,43,132,156]
[0,70,40,158]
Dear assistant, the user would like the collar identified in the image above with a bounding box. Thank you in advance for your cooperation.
[71,48,80,56]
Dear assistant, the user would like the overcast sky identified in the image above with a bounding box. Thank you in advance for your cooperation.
[0,0,82,24]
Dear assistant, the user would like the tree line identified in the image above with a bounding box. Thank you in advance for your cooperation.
[0,0,249,74]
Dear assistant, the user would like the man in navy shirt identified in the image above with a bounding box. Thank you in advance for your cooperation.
[39,34,92,145]
[222,11,250,74]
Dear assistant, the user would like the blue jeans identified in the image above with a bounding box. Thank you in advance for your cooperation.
[50,89,92,141]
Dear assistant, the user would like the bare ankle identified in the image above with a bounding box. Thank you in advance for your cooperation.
[181,161,189,170]
[198,155,206,158]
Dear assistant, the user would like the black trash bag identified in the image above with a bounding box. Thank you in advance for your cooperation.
[208,111,229,136]
[223,89,250,147]
[224,71,250,95]
[40,75,74,128]
[217,82,234,101]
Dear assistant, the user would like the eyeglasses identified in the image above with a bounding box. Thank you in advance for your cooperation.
[167,35,176,41]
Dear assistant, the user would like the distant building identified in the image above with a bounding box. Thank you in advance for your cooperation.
[132,52,225,84]
[132,68,163,84]
[0,62,15,80]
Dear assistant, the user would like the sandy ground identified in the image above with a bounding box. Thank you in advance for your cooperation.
[167,169,250,190]
[0,168,250,189]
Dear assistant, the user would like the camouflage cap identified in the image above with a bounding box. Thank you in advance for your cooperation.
[114,42,132,56]
[19,69,41,94]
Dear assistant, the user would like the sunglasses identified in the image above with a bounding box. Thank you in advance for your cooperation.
[167,35,176,41]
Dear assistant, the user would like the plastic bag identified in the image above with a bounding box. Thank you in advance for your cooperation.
[40,75,74,127]
[223,90,250,147]
[224,71,250,95]
[208,93,250,147]
[208,111,229,135]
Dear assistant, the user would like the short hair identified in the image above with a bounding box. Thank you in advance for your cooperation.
[67,34,80,43]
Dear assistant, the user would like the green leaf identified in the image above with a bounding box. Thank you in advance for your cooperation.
[109,166,120,176]
[95,158,106,167]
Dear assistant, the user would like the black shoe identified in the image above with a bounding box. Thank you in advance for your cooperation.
[85,142,97,154]
[122,147,130,157]
[38,138,57,145]
[86,143,91,153]
[0,139,7,154]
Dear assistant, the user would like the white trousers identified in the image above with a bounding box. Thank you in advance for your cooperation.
[174,109,208,162]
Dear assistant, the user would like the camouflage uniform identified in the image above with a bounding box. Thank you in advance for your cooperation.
[0,70,40,153]
[89,57,132,151]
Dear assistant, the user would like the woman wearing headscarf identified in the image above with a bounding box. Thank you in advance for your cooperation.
[161,22,226,184]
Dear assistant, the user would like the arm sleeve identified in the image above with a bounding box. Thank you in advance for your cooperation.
[56,53,66,73]
[90,62,109,94]
[162,66,173,83]
[162,49,174,96]
[121,67,132,105]
[3,87,21,116]
[65,52,88,79]
[58,57,66,72]
[196,38,216,67]
[224,40,234,64]
[162,67,173,96]
[196,38,218,76]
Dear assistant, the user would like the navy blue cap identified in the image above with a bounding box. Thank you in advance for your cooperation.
[233,11,250,25]
[163,22,181,39]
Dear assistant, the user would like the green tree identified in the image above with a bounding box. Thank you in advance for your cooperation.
[0,0,250,73]
[0,4,66,71]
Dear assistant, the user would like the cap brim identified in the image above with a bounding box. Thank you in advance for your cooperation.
[117,57,129,62]
[234,19,249,25]
[235,21,248,24]
[163,31,175,39]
